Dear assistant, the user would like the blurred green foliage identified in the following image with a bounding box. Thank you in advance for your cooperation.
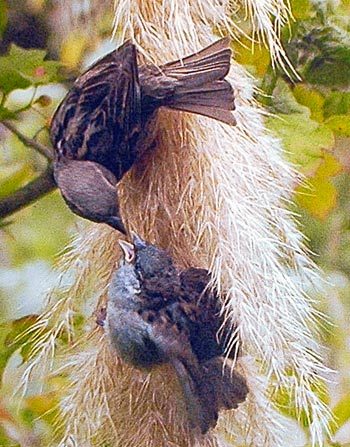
[0,0,349,445]
[0,45,61,94]
[0,0,8,39]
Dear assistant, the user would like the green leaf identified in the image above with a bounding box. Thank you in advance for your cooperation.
[272,79,309,115]
[0,106,16,120]
[0,315,39,386]
[297,176,338,220]
[0,219,12,228]
[7,191,74,265]
[285,22,350,87]
[305,42,350,87]
[0,58,30,95]
[293,84,325,122]
[325,115,350,136]
[60,32,90,69]
[290,0,313,20]
[0,426,14,447]
[0,163,33,199]
[0,44,61,95]
[24,392,59,424]
[329,394,350,435]
[317,153,343,178]
[234,37,270,78]
[266,113,335,175]
[306,63,350,88]
[296,153,342,219]
[324,92,350,118]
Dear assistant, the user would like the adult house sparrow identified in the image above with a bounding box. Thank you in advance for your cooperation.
[51,37,235,232]
[105,234,248,434]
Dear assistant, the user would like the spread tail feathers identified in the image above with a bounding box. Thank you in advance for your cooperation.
[202,358,248,411]
[162,37,236,126]
[172,356,248,434]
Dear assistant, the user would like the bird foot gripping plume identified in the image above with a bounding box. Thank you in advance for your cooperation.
[50,38,235,233]
[101,233,248,434]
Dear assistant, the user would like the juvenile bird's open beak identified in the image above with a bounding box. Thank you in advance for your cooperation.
[131,232,147,249]
[118,240,135,263]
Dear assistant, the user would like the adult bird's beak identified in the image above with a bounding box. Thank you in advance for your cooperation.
[131,232,147,249]
[108,216,127,235]
[118,240,135,263]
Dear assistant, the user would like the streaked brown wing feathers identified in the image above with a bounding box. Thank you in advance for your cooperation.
[51,42,142,176]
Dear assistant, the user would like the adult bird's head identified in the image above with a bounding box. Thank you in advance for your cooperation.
[53,158,127,235]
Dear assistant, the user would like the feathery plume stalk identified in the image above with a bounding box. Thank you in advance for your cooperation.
[19,0,332,446]
[112,0,296,74]
[64,0,295,72]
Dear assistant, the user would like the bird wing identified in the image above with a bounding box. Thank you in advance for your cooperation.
[139,300,245,433]
[180,267,211,298]
[50,41,142,179]
[180,267,241,361]
[139,303,192,357]
[139,304,216,432]
[179,267,219,322]
[50,86,80,150]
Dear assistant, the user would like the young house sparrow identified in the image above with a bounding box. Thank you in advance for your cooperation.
[105,234,248,434]
[51,38,235,232]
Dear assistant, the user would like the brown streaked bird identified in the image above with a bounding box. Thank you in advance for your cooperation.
[51,38,235,232]
[105,234,248,434]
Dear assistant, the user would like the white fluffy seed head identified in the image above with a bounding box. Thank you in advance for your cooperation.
[19,1,332,446]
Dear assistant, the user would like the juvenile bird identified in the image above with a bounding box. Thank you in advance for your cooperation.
[105,234,248,434]
[51,37,235,232]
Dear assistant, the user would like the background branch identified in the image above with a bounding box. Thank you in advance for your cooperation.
[1,120,53,160]
[0,166,57,219]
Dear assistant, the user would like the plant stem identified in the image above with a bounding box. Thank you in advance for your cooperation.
[0,166,57,219]
[1,120,53,160]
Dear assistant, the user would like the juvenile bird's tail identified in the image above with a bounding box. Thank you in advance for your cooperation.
[201,358,248,411]
[161,37,236,125]
[172,356,248,434]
